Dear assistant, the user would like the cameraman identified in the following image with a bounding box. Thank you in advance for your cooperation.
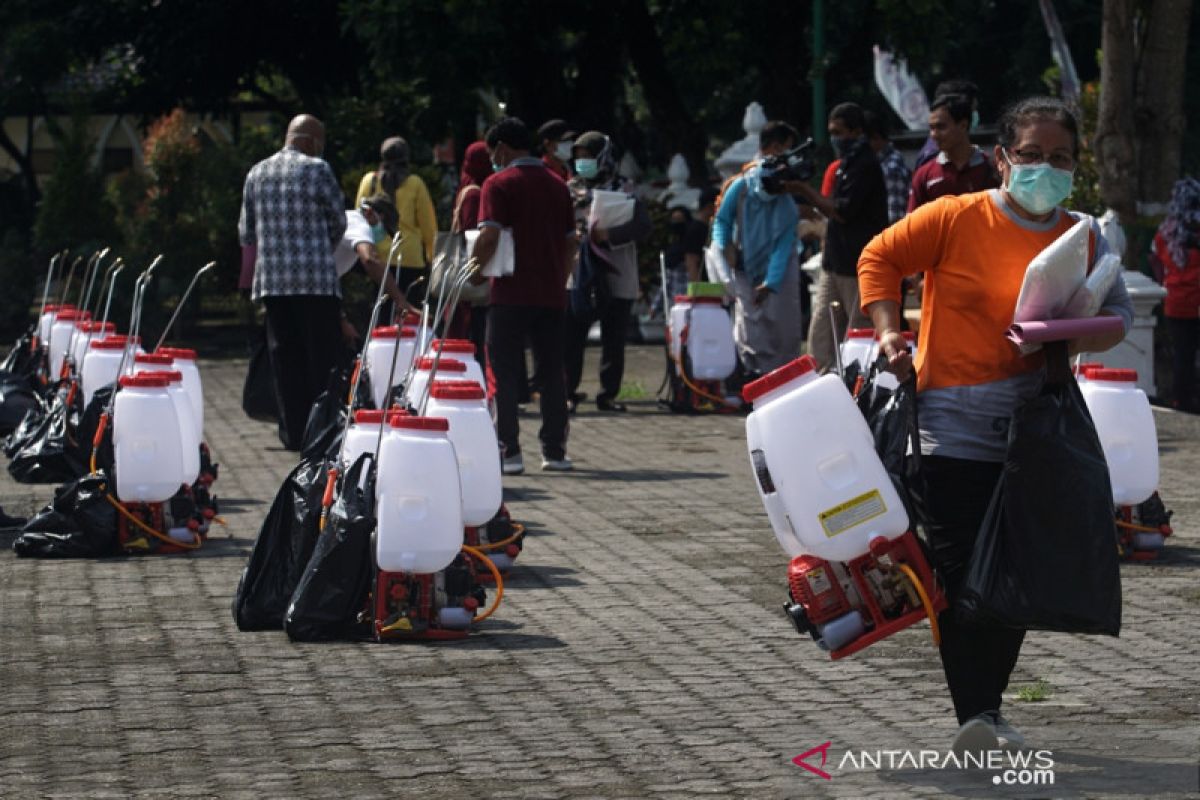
[711,121,804,378]
[794,102,888,371]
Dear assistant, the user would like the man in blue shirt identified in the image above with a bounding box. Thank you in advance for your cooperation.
[711,121,802,378]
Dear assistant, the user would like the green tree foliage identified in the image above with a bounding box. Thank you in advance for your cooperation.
[32,114,120,257]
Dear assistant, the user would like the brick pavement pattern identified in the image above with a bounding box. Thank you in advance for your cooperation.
[1,345,1198,799]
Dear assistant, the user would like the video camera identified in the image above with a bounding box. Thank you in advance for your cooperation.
[759,138,816,194]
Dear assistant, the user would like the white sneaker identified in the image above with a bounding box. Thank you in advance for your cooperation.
[540,455,574,472]
[501,453,525,475]
[951,715,999,758]
[992,713,1027,751]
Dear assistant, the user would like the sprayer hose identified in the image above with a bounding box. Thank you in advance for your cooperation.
[896,562,940,647]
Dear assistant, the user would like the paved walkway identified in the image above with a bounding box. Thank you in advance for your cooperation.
[1,345,1198,799]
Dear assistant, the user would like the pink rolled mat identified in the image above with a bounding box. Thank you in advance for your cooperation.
[1006,316,1124,346]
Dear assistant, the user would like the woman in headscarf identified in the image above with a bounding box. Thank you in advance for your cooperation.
[1151,177,1200,412]
[449,141,495,357]
[355,136,438,302]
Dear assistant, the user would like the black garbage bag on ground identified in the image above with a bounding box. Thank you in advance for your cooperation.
[12,473,119,558]
[957,343,1121,636]
[232,454,332,630]
[0,375,44,437]
[241,326,278,422]
[8,389,85,484]
[284,453,375,642]
[300,365,369,461]
[73,384,115,475]
[1,332,42,378]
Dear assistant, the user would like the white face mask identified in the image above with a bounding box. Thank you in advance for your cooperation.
[554,141,573,161]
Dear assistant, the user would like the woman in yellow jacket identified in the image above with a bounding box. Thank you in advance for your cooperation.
[355,136,437,299]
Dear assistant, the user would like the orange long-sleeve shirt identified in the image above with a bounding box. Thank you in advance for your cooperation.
[858,190,1078,392]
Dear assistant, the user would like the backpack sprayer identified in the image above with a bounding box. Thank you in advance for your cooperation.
[657,252,741,414]
[324,234,509,642]
[746,304,946,659]
[88,257,220,554]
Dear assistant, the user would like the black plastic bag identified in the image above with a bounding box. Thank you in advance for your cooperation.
[300,365,365,461]
[0,376,43,437]
[8,391,85,484]
[284,453,376,642]
[232,455,332,630]
[1,332,41,378]
[241,326,278,421]
[73,384,115,475]
[957,345,1121,636]
[13,473,119,558]
[857,356,923,526]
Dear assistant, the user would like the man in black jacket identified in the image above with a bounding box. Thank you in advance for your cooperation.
[795,102,889,371]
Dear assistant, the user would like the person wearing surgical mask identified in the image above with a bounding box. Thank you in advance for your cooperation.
[537,118,576,182]
[792,102,889,372]
[858,96,1133,758]
[564,130,652,413]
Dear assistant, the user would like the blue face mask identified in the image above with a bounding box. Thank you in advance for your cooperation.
[1004,154,1074,215]
[970,109,980,131]
[491,159,503,173]
[575,158,599,180]
[370,222,386,242]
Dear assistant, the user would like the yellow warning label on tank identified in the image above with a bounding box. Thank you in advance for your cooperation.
[819,490,887,538]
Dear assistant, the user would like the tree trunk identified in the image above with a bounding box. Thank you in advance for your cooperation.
[0,123,40,212]
[1135,0,1193,215]
[619,0,709,185]
[1095,0,1138,225]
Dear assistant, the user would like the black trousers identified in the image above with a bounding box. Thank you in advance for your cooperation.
[922,454,1026,725]
[564,297,633,402]
[263,295,342,450]
[487,305,568,460]
[1166,316,1199,412]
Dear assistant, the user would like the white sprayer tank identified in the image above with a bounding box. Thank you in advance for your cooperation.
[342,409,408,469]
[684,296,737,380]
[1079,368,1159,506]
[113,373,186,502]
[48,309,88,378]
[159,347,204,439]
[431,339,487,388]
[71,321,115,375]
[406,357,469,408]
[155,370,200,484]
[743,355,909,562]
[838,328,877,374]
[81,337,134,408]
[375,415,464,574]
[668,295,691,369]
[425,381,502,527]
[364,325,417,409]
[38,304,72,346]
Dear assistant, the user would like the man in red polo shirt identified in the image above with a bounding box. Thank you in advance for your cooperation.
[907,94,999,212]
[471,117,578,474]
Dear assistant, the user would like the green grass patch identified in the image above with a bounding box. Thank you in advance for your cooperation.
[616,381,649,401]
[1015,679,1053,702]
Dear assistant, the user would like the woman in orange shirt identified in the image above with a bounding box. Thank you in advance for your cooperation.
[858,96,1132,755]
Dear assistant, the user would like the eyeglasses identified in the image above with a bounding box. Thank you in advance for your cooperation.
[1006,148,1076,171]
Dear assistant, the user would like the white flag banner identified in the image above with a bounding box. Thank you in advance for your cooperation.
[873,46,930,131]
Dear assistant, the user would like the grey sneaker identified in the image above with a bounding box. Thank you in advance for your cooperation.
[540,455,574,472]
[501,453,525,475]
[952,714,999,758]
[992,713,1026,751]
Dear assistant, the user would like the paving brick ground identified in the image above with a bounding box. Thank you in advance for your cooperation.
[1,344,1198,799]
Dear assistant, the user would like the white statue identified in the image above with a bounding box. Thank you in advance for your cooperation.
[715,101,766,179]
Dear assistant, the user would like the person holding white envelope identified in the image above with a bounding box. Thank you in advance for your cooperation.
[471,117,577,474]
[857,96,1133,755]
[564,131,653,413]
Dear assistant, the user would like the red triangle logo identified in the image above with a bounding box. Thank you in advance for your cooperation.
[792,741,833,780]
